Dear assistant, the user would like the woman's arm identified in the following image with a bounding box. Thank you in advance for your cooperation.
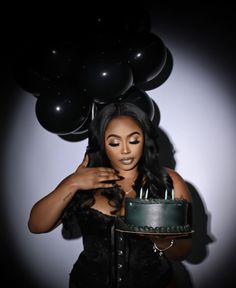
[28,155,119,234]
[28,174,82,234]
[148,168,193,261]
[149,235,192,261]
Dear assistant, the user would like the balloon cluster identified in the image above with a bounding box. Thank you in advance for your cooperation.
[12,7,167,140]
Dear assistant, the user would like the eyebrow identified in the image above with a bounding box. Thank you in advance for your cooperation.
[106,132,141,140]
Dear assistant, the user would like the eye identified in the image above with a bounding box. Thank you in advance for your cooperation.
[108,143,119,147]
[129,139,140,144]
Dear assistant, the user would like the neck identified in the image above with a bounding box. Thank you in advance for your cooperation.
[118,168,138,181]
[116,168,138,195]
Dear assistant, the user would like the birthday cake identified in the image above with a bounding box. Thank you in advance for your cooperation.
[117,195,192,234]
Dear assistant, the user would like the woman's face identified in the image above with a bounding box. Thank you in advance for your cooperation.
[104,115,144,172]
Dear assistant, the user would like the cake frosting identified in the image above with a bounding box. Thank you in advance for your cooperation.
[117,197,191,234]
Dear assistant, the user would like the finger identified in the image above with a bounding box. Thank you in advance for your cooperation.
[98,167,119,172]
[98,174,121,182]
[97,171,120,177]
[96,182,115,189]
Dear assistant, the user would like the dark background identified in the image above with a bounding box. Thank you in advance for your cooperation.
[1,2,235,287]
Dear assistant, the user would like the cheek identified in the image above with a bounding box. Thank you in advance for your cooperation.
[105,146,117,162]
[135,146,143,159]
[134,142,144,158]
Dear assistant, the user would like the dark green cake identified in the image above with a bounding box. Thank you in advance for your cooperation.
[117,197,191,234]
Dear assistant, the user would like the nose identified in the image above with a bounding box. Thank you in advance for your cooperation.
[121,142,131,154]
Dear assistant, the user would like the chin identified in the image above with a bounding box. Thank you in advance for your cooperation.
[117,164,138,172]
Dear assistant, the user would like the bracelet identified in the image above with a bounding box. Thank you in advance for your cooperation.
[153,239,175,256]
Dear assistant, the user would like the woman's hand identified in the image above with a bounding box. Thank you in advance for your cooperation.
[70,153,121,191]
[140,233,192,260]
[140,233,190,241]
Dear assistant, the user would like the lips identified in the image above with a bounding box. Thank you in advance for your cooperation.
[119,158,134,165]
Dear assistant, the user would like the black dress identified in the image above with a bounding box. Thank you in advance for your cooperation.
[69,207,173,288]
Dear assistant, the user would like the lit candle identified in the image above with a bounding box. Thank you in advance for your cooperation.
[139,187,143,199]
[171,189,175,200]
[164,189,168,200]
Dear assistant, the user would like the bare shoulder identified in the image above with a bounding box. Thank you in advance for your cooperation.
[165,167,184,183]
[165,167,192,202]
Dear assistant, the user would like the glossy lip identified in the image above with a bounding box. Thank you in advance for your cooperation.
[119,158,134,165]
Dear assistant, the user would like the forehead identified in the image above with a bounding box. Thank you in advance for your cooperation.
[105,115,143,135]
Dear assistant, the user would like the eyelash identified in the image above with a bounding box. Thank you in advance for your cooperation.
[108,140,140,147]
[108,143,119,147]
[130,140,140,144]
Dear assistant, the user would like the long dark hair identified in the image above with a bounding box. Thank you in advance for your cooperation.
[62,102,173,223]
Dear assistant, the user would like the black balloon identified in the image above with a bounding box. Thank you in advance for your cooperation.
[121,33,167,84]
[120,86,155,121]
[12,41,79,95]
[12,42,54,94]
[72,105,92,135]
[93,86,156,122]
[78,56,133,104]
[13,65,52,95]
[120,8,151,35]
[35,42,79,83]
[35,87,92,135]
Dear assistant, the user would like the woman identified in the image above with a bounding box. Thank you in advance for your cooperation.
[28,102,192,288]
